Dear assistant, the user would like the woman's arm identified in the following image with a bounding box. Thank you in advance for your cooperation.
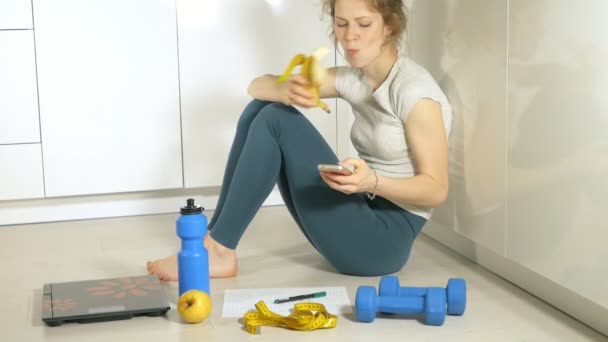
[247,67,339,105]
[377,99,449,208]
[320,98,449,208]
[319,67,338,99]
[247,74,284,102]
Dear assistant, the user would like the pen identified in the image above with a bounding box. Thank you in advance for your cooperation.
[273,291,327,304]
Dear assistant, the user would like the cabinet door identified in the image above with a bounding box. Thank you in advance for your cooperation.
[0,0,32,29]
[177,0,337,187]
[0,30,40,144]
[507,0,608,310]
[34,0,183,197]
[409,0,508,256]
[0,144,44,200]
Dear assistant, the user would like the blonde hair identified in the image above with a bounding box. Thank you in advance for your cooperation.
[321,0,408,44]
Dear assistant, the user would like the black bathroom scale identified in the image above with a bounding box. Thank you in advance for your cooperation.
[42,275,170,326]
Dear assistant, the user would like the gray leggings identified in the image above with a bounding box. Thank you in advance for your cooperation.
[209,100,426,276]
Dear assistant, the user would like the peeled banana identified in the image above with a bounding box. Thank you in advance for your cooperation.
[277,47,330,113]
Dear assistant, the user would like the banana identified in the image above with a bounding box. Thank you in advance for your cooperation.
[277,47,331,113]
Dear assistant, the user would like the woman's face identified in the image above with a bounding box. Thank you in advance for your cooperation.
[334,0,391,68]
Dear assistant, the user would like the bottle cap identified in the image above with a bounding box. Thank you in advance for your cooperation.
[180,198,203,215]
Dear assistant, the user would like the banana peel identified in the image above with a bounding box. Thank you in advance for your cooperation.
[277,47,330,113]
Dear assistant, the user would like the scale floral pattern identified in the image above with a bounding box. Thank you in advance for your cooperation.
[43,298,78,312]
[85,277,161,299]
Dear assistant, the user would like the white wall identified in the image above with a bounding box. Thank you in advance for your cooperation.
[0,0,338,223]
[177,0,338,188]
[408,0,608,335]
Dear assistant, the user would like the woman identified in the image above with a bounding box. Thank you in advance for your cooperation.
[147,0,451,279]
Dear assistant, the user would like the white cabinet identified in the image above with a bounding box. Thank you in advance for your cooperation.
[33,0,183,197]
[0,144,44,200]
[408,0,608,335]
[507,0,608,311]
[409,0,508,256]
[0,30,40,144]
[0,0,32,29]
[177,0,337,187]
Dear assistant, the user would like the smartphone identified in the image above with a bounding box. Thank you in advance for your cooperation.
[317,164,354,175]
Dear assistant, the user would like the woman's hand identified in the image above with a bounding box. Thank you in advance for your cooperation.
[319,158,377,195]
[278,75,317,108]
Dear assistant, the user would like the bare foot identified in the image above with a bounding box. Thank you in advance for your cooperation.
[204,234,238,278]
[147,255,178,281]
[146,255,177,281]
[147,234,238,280]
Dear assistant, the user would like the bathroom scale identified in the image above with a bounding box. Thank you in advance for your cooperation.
[42,275,170,326]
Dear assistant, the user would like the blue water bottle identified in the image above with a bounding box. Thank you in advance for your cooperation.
[177,198,210,296]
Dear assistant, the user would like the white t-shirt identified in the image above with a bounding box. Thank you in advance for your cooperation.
[335,56,452,219]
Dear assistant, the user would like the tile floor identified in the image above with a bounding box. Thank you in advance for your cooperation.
[1,205,606,341]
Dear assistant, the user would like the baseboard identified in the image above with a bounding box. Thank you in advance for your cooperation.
[0,187,285,226]
[422,224,608,337]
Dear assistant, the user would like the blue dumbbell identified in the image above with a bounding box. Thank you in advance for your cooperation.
[355,285,447,326]
[379,276,467,316]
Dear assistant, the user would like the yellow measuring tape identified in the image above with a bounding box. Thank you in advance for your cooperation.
[243,301,338,334]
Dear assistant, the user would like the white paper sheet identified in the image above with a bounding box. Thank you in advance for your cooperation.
[222,287,352,318]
